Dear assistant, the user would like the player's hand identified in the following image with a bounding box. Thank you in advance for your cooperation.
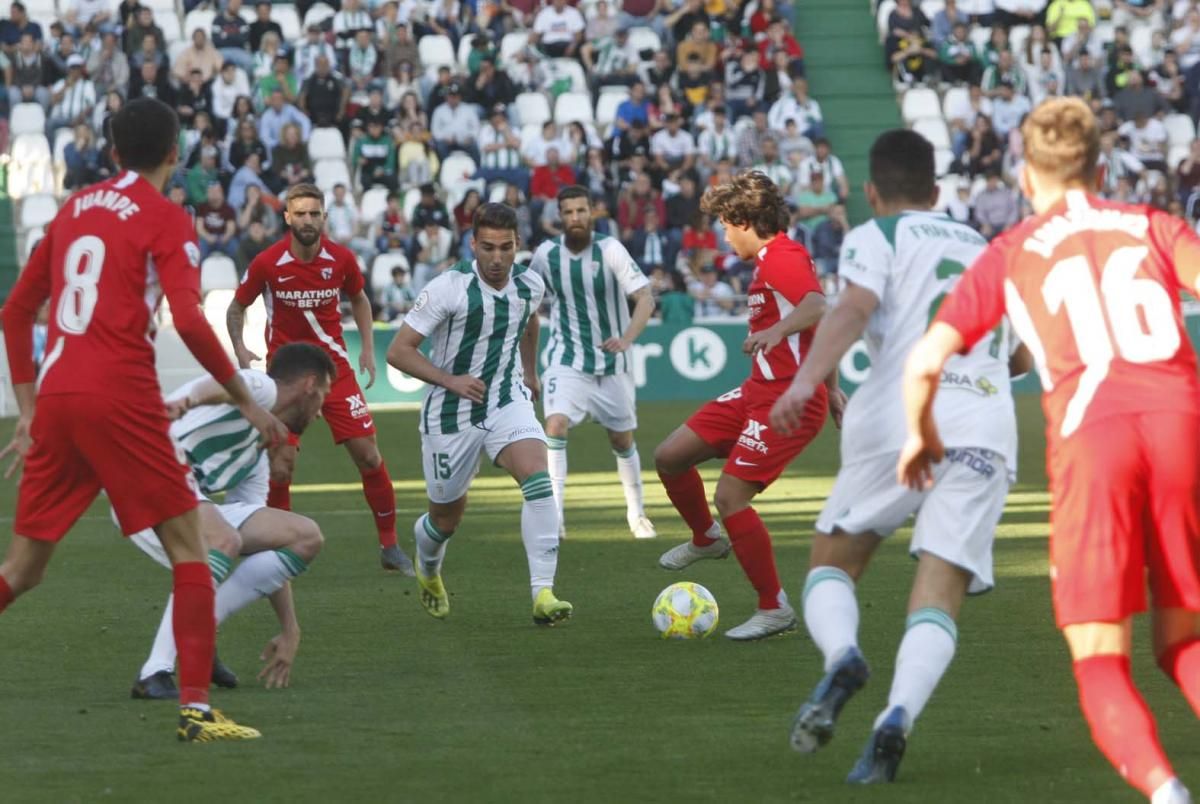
[444,374,486,403]
[242,402,289,449]
[257,630,300,689]
[524,375,541,403]
[234,345,260,369]
[828,386,848,430]
[896,429,945,491]
[744,324,784,355]
[164,396,191,421]
[769,379,815,435]
[0,415,33,480]
[601,337,631,353]
[360,351,377,390]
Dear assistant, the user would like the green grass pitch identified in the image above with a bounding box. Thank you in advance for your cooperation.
[0,397,1196,803]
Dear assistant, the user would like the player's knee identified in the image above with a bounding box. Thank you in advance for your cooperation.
[712,488,746,520]
[544,416,569,439]
[607,431,633,453]
[292,520,324,563]
[355,448,383,472]
[653,441,683,475]
[209,527,242,558]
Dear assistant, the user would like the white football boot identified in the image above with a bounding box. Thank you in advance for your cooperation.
[629,515,657,540]
[724,603,798,641]
[658,523,730,569]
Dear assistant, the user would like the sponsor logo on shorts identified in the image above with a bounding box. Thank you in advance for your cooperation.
[734,457,758,467]
[348,394,369,419]
[940,370,1000,397]
[944,447,998,478]
[506,425,543,440]
[737,419,770,455]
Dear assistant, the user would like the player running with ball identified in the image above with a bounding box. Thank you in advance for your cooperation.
[654,171,843,640]
[901,97,1200,804]
[387,202,572,626]
[0,97,285,741]
[770,129,1025,783]
[227,183,414,575]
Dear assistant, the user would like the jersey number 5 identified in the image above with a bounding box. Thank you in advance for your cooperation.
[56,235,106,335]
[1042,245,1180,436]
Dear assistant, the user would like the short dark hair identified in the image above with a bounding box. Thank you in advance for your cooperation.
[868,129,935,204]
[268,343,336,385]
[472,201,519,234]
[109,97,179,171]
[556,185,591,206]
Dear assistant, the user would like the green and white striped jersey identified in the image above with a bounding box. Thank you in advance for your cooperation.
[168,369,277,495]
[531,233,649,377]
[406,260,544,435]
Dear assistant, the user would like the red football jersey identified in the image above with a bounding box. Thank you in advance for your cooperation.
[937,190,1200,443]
[745,233,823,383]
[234,234,365,375]
[2,170,234,399]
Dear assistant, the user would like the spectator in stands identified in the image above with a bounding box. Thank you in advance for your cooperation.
[972,171,1019,239]
[658,272,693,324]
[614,80,652,133]
[334,0,373,49]
[348,29,379,91]
[583,23,639,90]
[248,1,282,53]
[327,182,377,264]
[379,19,418,77]
[532,0,585,58]
[1047,0,1097,42]
[130,60,175,106]
[430,82,479,160]
[453,188,482,231]
[754,136,793,196]
[196,182,240,261]
[63,122,103,190]
[994,0,1047,29]
[651,112,697,174]
[530,146,576,201]
[665,174,700,237]
[960,109,1003,177]
[982,50,1027,97]
[939,22,981,85]
[735,105,771,168]
[235,219,272,273]
[212,0,253,72]
[947,82,992,158]
[799,137,848,201]
[1151,49,1186,113]
[411,220,456,290]
[411,182,451,229]
[676,20,718,71]
[768,77,823,140]
[1113,68,1168,119]
[1061,16,1103,63]
[476,102,529,189]
[1118,112,1169,173]
[1065,49,1105,103]
[237,183,280,238]
[300,55,348,128]
[177,68,215,129]
[129,31,168,75]
[253,32,284,84]
[618,172,665,239]
[258,88,312,152]
[1112,0,1165,34]
[467,55,517,111]
[0,3,41,55]
[1176,138,1200,205]
[689,264,734,317]
[270,122,313,187]
[525,119,571,167]
[395,90,426,130]
[10,32,51,109]
[630,206,668,274]
[647,82,683,129]
[696,106,736,178]
[1098,130,1145,195]
[186,145,221,205]
[501,183,533,245]
[353,118,399,190]
[86,29,128,96]
[809,203,847,286]
[173,29,223,85]
[295,24,338,83]
[256,53,300,107]
[376,193,412,255]
[229,151,271,209]
[123,7,163,58]
[791,169,837,239]
[945,177,973,224]
[990,79,1032,140]
[381,265,416,321]
[46,54,94,139]
[931,0,965,46]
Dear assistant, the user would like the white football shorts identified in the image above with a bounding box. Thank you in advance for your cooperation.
[541,364,637,432]
[421,401,546,504]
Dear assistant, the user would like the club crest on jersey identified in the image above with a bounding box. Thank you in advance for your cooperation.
[737,419,770,454]
[184,242,201,268]
[321,267,333,280]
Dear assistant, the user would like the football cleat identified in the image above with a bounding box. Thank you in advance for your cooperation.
[846,706,909,784]
[724,604,797,641]
[177,706,262,742]
[790,646,871,754]
[532,588,573,626]
[630,515,658,540]
[416,567,449,619]
[131,670,178,700]
[381,544,416,576]
[211,653,238,689]
[658,528,731,570]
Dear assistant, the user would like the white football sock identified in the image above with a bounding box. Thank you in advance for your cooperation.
[614,444,645,523]
[875,607,958,732]
[546,436,567,528]
[215,549,307,624]
[521,472,559,599]
[414,513,450,574]
[140,594,177,679]
[803,566,860,672]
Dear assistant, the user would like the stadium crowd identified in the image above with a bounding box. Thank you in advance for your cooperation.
[883,0,1200,241]
[0,0,856,321]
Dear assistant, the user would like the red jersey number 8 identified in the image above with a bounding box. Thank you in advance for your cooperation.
[56,235,105,335]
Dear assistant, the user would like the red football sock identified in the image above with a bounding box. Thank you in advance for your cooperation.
[722,506,783,610]
[361,464,397,548]
[658,467,716,546]
[173,561,215,706]
[0,575,12,613]
[268,478,291,511]
[1073,655,1174,797]
[1157,638,1200,717]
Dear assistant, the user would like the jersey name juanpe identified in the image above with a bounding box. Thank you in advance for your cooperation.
[746,233,822,383]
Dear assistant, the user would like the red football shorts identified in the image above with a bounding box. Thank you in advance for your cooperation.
[1048,412,1200,628]
[685,378,828,487]
[15,394,198,542]
[321,369,376,444]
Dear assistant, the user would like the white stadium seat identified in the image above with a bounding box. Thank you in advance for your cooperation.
[445,178,484,212]
[1169,144,1190,170]
[500,31,529,64]
[184,9,215,39]
[23,226,44,259]
[141,0,176,12]
[626,26,661,60]
[419,34,456,68]
[1165,114,1196,148]
[200,255,239,294]
[969,25,991,53]
[457,33,476,71]
[10,103,45,137]
[515,92,551,128]
[439,152,477,185]
[370,252,411,296]
[900,87,940,124]
[401,189,421,224]
[545,59,588,93]
[488,183,508,202]
[919,0,944,18]
[554,91,594,125]
[8,133,53,199]
[360,186,391,224]
[933,174,963,211]
[934,147,954,177]
[1131,25,1155,68]
[19,193,57,232]
[158,10,183,44]
[308,127,346,161]
[275,7,302,41]
[912,117,951,150]
[595,89,629,130]
[876,0,896,43]
[303,3,335,30]
[941,86,969,121]
[313,158,352,193]
[1008,25,1030,57]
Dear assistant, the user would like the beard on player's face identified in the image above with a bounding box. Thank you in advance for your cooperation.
[290,222,321,246]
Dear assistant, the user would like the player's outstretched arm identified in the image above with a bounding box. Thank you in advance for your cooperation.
[225,298,260,368]
[348,289,376,389]
[386,324,485,403]
[897,321,963,490]
[259,582,300,689]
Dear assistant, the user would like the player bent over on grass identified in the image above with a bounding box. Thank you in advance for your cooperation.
[386,202,572,626]
[530,186,659,540]
[901,97,1200,804]
[770,129,1025,783]
[130,344,335,698]
[0,97,288,742]
[653,171,844,641]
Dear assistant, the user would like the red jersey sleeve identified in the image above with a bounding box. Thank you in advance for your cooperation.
[762,245,821,305]
[234,248,269,306]
[155,207,236,384]
[1,223,54,385]
[1149,209,1200,297]
[935,240,1008,351]
[341,250,365,296]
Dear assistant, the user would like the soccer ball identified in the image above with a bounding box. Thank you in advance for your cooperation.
[652,582,719,639]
